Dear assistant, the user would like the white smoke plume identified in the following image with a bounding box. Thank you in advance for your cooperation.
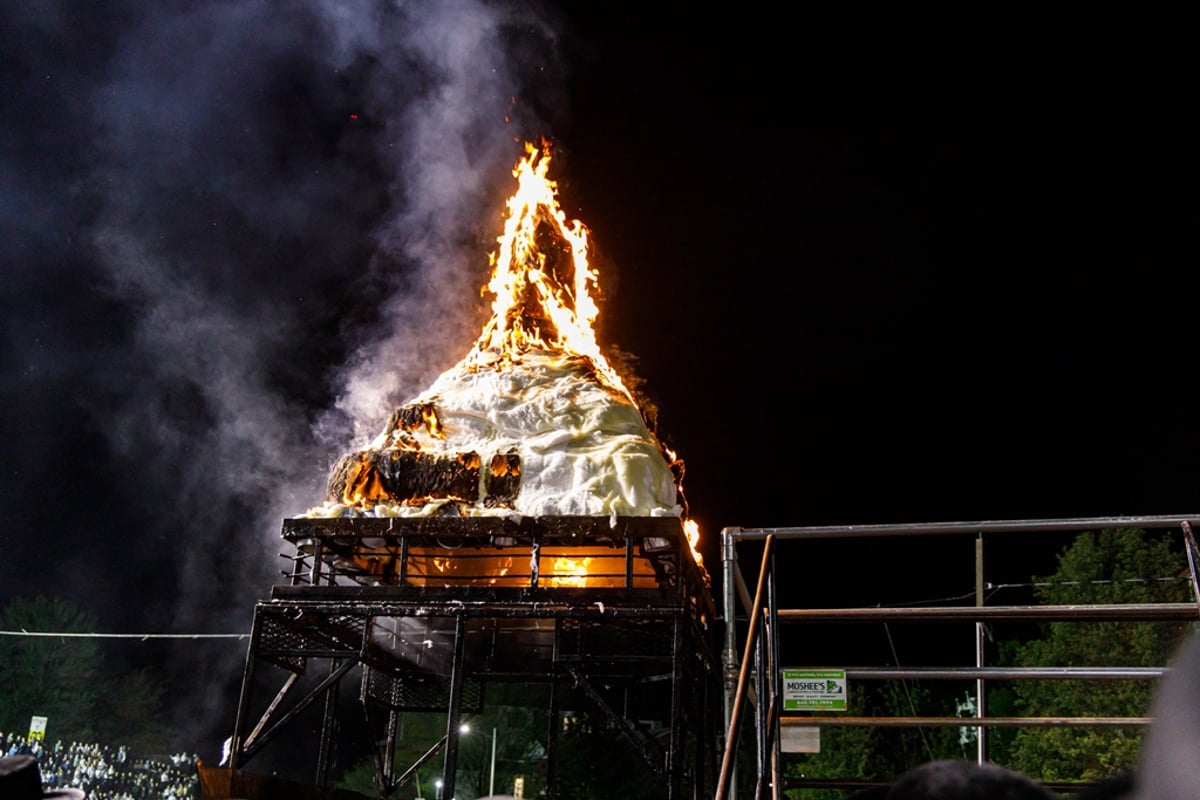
[0,0,571,752]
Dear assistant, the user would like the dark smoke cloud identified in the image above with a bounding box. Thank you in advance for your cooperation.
[1,0,569,748]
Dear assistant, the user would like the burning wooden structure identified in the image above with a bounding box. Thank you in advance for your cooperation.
[224,515,718,799]
[220,141,719,798]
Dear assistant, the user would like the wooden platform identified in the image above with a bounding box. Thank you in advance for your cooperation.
[197,762,373,800]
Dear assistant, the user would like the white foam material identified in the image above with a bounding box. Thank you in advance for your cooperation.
[306,350,681,523]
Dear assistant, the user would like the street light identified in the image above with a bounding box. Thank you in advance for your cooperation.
[434,778,443,800]
[460,723,498,796]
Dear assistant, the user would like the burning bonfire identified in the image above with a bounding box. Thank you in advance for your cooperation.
[303,141,703,577]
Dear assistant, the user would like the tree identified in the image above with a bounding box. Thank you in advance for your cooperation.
[0,595,104,741]
[337,711,447,799]
[456,701,547,800]
[779,527,1194,794]
[336,690,551,800]
[995,527,1193,781]
[95,666,170,750]
[0,595,169,747]
[784,683,967,799]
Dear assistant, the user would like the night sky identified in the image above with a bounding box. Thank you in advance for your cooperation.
[1,1,1193,759]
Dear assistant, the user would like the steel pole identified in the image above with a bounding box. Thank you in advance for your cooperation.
[976,534,986,764]
[490,726,497,796]
[721,527,740,800]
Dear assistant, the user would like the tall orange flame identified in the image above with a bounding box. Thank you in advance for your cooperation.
[466,141,631,400]
[468,140,706,575]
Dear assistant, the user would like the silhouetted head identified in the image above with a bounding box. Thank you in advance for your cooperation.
[1135,630,1200,800]
[1070,771,1135,799]
[0,756,87,799]
[885,760,1058,799]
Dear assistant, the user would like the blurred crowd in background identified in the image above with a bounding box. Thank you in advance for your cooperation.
[3,731,198,799]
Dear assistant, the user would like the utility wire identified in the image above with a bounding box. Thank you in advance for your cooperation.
[992,576,1189,591]
[877,575,1190,608]
[881,612,936,763]
[882,590,978,608]
[0,630,248,639]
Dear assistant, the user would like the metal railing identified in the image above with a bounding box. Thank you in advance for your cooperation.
[278,515,710,604]
[715,515,1200,799]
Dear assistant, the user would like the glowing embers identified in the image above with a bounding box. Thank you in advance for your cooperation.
[547,555,592,588]
[683,519,703,572]
[327,448,521,510]
[282,517,697,592]
[376,402,446,450]
[361,544,659,590]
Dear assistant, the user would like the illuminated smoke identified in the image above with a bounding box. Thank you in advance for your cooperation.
[1,0,569,752]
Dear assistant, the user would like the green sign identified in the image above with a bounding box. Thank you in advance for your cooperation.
[782,669,847,711]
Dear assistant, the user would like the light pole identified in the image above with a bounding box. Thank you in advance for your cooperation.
[434,778,443,800]
[460,722,498,796]
[489,726,497,797]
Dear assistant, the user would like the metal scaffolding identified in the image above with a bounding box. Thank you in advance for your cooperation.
[716,514,1200,799]
[224,515,720,800]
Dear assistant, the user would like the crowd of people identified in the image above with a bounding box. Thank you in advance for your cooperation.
[2,732,198,799]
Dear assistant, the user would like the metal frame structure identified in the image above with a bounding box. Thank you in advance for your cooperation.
[716,515,1200,799]
[226,515,720,800]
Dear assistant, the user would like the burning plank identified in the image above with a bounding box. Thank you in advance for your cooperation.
[327,448,521,510]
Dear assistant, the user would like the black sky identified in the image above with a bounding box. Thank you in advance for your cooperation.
[1,0,1194,756]
[556,12,1195,537]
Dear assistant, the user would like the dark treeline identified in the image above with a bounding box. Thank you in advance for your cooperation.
[0,596,169,750]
